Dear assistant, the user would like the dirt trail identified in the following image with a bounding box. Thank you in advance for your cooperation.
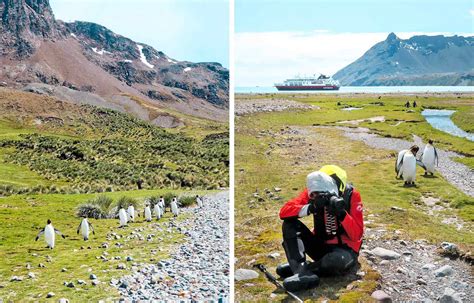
[334,126,474,197]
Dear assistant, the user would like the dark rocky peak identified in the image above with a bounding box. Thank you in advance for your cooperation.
[1,0,58,37]
[386,32,398,42]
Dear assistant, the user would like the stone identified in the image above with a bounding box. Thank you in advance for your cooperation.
[89,274,97,280]
[92,280,99,286]
[77,279,86,285]
[66,282,74,288]
[61,268,67,272]
[417,278,427,285]
[126,256,133,262]
[28,272,36,279]
[371,290,392,303]
[371,247,401,260]
[439,288,462,303]
[58,299,69,303]
[390,206,405,212]
[117,263,126,270]
[268,252,280,259]
[46,292,55,298]
[38,263,45,268]
[422,263,436,271]
[10,276,23,282]
[380,260,390,265]
[234,269,259,281]
[434,265,453,277]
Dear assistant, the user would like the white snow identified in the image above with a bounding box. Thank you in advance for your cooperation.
[122,60,133,63]
[395,61,399,65]
[184,67,192,72]
[154,55,160,59]
[137,44,154,68]
[91,47,111,55]
[167,58,177,64]
[70,33,77,38]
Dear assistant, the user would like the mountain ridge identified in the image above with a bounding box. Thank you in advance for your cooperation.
[0,0,228,125]
[333,33,474,86]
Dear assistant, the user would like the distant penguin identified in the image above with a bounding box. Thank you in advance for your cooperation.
[154,203,162,220]
[119,208,128,227]
[396,145,419,185]
[170,197,179,217]
[35,219,65,249]
[127,205,136,222]
[144,204,152,222]
[196,195,203,208]
[77,217,95,241]
[158,197,165,213]
[421,140,438,176]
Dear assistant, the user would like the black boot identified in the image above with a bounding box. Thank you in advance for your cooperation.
[276,263,293,278]
[282,262,320,292]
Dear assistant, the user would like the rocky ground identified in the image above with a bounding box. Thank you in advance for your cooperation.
[362,221,473,302]
[235,98,317,116]
[336,126,474,197]
[112,191,229,301]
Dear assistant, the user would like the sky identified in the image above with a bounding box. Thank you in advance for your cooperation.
[236,0,474,86]
[50,0,229,67]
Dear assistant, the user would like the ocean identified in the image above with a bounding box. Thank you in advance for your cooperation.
[235,86,474,94]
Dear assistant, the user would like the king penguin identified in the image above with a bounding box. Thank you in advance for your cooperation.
[196,195,203,208]
[170,197,179,217]
[77,217,95,241]
[154,202,162,220]
[35,219,65,249]
[396,145,419,186]
[119,207,128,227]
[144,204,152,222]
[158,196,165,213]
[421,140,438,176]
[127,204,136,222]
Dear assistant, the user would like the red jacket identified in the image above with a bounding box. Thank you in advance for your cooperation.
[279,188,364,253]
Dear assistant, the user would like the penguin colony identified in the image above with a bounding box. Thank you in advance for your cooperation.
[34,195,203,249]
[395,140,439,186]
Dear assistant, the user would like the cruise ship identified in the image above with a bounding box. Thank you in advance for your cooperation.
[274,74,340,91]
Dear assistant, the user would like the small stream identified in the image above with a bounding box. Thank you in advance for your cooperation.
[422,109,474,141]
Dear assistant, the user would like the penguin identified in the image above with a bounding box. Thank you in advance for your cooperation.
[154,202,162,220]
[170,197,179,217]
[77,217,95,241]
[396,145,419,186]
[420,140,438,176]
[119,207,128,227]
[144,204,152,222]
[158,196,165,213]
[196,195,203,208]
[127,204,136,222]
[35,219,65,249]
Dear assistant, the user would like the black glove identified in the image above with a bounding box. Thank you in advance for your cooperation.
[328,196,347,220]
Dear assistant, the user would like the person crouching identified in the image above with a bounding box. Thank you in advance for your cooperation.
[277,165,364,292]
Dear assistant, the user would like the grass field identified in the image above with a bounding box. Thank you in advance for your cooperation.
[0,189,210,301]
[234,93,473,302]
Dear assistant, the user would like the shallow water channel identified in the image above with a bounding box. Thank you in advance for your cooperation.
[421,109,474,141]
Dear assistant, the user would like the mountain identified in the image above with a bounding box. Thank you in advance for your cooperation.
[333,33,474,86]
[0,0,228,126]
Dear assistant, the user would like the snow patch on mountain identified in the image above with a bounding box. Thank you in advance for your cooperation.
[137,44,154,68]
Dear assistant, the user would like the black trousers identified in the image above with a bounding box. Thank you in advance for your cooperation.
[282,219,358,276]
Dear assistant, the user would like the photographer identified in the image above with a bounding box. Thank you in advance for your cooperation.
[277,165,364,292]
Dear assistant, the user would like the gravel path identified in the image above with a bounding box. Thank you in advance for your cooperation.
[335,126,474,197]
[113,191,229,301]
[235,99,317,116]
[362,223,473,302]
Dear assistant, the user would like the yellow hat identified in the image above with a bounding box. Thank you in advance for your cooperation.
[319,165,347,193]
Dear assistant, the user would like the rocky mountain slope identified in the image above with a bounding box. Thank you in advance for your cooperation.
[0,0,228,125]
[333,33,474,86]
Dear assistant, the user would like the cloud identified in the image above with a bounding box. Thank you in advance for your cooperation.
[470,9,474,16]
[235,31,472,86]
